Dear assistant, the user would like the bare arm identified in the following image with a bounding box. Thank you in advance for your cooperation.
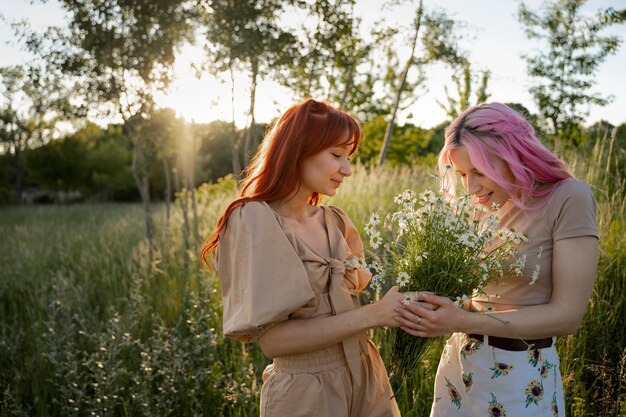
[257,287,407,358]
[396,236,599,339]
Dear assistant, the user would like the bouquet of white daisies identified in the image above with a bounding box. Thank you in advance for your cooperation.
[363,189,531,375]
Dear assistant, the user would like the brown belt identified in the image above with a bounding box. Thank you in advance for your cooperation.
[467,334,553,351]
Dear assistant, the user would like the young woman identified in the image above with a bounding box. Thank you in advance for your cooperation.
[396,102,599,417]
[201,99,404,417]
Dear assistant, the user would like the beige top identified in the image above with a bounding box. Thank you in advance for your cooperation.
[216,201,372,379]
[473,178,598,310]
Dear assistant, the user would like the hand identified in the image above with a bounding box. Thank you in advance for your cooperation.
[370,286,407,328]
[394,292,467,337]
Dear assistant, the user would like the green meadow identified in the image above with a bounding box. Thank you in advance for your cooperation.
[1,139,625,416]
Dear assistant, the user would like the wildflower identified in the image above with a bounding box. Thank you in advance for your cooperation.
[369,275,382,292]
[419,190,436,202]
[510,254,528,276]
[459,231,478,248]
[415,252,428,263]
[397,272,410,287]
[364,186,526,374]
[369,230,382,249]
[453,294,469,308]
[364,222,376,236]
[529,264,540,285]
[367,259,383,275]
[345,255,361,269]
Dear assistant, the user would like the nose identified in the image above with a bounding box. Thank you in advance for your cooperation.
[466,175,480,194]
[340,158,352,177]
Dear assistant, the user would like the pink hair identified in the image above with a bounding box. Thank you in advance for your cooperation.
[438,102,571,210]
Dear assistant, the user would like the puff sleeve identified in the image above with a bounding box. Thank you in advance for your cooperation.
[216,202,316,342]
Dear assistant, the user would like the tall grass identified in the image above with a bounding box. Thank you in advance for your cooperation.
[1,137,625,416]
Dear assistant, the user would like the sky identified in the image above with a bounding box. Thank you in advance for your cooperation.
[1,0,625,129]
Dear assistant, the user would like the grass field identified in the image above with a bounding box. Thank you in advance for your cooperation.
[1,139,625,416]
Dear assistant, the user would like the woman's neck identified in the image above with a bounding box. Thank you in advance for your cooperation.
[270,193,317,222]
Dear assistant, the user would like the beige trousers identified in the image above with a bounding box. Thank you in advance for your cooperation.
[260,341,400,417]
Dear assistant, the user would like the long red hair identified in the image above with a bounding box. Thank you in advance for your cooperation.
[200,99,362,267]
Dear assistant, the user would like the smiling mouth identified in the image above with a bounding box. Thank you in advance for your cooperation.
[331,179,342,186]
[475,192,493,203]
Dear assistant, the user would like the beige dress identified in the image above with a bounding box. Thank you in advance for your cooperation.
[217,201,400,417]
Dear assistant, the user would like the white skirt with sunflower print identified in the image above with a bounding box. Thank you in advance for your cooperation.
[429,332,564,417]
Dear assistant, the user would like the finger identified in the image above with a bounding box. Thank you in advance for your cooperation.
[400,326,425,337]
[403,301,435,319]
[387,286,399,295]
[394,312,421,329]
[420,292,452,305]
[410,301,438,311]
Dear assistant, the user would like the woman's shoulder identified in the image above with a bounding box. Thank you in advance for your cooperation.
[226,200,276,230]
[549,178,594,204]
[325,205,354,230]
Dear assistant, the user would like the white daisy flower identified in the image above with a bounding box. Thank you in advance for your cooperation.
[368,212,380,226]
[369,230,382,249]
[529,264,540,285]
[397,272,410,287]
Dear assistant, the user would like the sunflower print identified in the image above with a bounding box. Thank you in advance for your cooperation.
[490,362,514,379]
[461,372,473,392]
[540,359,554,379]
[445,377,462,409]
[460,338,482,360]
[524,380,544,407]
[528,348,541,367]
[551,392,559,417]
[487,393,507,417]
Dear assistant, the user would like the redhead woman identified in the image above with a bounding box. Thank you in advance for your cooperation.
[397,103,599,416]
[202,99,404,417]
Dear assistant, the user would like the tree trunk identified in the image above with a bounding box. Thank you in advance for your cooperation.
[243,58,258,167]
[162,157,172,255]
[338,65,354,110]
[378,0,423,167]
[131,138,155,268]
[229,63,242,176]
[190,134,199,242]
[163,157,172,224]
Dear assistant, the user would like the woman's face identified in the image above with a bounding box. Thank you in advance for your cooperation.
[449,146,514,210]
[300,132,353,197]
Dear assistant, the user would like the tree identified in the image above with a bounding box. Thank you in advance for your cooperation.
[0,64,72,200]
[377,0,465,166]
[280,0,373,114]
[199,0,296,171]
[21,135,89,198]
[519,0,626,143]
[359,115,433,166]
[437,62,490,120]
[30,0,195,264]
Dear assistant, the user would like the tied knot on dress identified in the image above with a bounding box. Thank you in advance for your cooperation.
[326,257,360,297]
[324,256,369,382]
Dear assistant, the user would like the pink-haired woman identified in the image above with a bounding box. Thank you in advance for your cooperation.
[396,102,599,416]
